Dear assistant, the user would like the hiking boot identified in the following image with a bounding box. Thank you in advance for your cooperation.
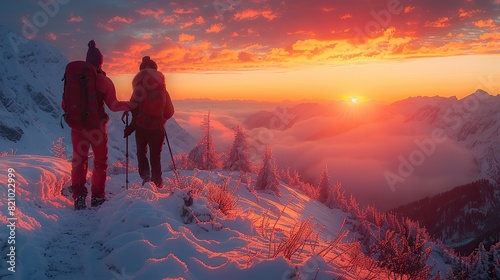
[155,182,163,189]
[142,178,151,186]
[74,196,87,210]
[91,197,106,207]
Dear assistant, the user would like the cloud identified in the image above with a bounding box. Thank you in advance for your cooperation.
[322,7,335,12]
[458,8,481,19]
[195,16,205,25]
[179,33,195,42]
[238,51,256,62]
[267,114,479,210]
[233,8,279,21]
[404,6,416,13]
[108,16,133,24]
[233,9,262,21]
[473,19,497,28]
[68,15,83,22]
[4,0,499,74]
[206,23,225,34]
[136,8,165,19]
[97,16,133,31]
[173,8,199,14]
[424,17,451,28]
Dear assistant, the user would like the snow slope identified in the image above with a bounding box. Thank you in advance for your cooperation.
[0,155,370,280]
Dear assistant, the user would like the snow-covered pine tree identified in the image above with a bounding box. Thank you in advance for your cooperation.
[469,242,490,279]
[224,125,252,173]
[489,242,500,279]
[51,136,66,159]
[280,167,302,188]
[188,111,220,170]
[255,146,280,195]
[318,165,331,204]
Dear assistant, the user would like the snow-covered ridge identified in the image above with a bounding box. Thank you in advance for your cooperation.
[0,155,357,279]
[0,26,66,148]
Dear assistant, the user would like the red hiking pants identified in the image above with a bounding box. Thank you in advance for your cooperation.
[70,126,108,200]
[135,127,165,186]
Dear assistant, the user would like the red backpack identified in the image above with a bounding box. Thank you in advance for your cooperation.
[61,61,104,129]
[134,71,174,130]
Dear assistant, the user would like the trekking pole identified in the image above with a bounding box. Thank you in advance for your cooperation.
[164,128,180,183]
[121,111,130,190]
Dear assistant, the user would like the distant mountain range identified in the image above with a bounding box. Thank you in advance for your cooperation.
[390,90,500,184]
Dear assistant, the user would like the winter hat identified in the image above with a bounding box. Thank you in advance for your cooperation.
[86,40,104,69]
[139,56,158,71]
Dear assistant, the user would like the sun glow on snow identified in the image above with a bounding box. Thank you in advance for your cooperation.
[351,97,358,104]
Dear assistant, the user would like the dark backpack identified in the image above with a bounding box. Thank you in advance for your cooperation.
[135,77,174,130]
[61,61,104,129]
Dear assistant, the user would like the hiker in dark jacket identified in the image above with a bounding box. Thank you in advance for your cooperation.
[63,40,132,210]
[124,56,174,188]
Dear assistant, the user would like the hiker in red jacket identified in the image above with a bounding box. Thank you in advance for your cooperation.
[124,56,174,188]
[62,40,132,210]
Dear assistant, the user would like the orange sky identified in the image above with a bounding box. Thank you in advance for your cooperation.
[114,54,500,102]
[3,0,500,102]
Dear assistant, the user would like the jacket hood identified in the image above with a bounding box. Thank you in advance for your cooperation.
[132,69,166,91]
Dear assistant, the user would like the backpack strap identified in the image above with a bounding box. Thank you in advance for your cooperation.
[80,74,88,120]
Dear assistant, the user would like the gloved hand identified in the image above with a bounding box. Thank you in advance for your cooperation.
[124,124,136,138]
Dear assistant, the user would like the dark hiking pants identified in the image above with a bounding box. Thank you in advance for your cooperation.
[135,127,165,186]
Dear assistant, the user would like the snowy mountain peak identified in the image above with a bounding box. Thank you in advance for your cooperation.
[459,88,492,104]
[472,88,491,98]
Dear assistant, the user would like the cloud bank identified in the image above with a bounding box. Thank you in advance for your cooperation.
[174,100,480,211]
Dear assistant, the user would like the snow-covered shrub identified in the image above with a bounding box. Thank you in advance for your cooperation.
[165,173,204,196]
[0,148,18,158]
[167,151,195,170]
[107,160,138,175]
[205,178,239,216]
[273,217,316,260]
